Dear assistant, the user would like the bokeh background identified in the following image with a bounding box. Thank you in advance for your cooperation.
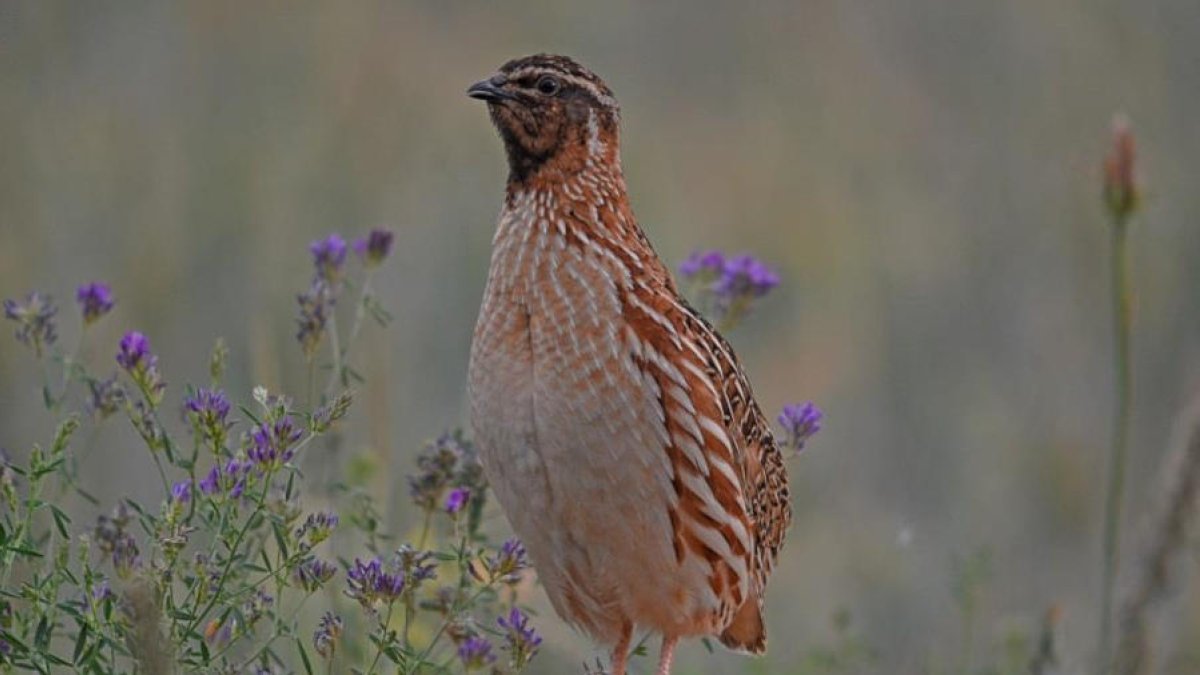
[3,2,1200,673]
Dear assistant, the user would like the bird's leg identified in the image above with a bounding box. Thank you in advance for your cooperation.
[656,635,679,675]
[609,623,633,675]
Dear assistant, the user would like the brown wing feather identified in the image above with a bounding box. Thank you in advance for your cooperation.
[621,277,791,649]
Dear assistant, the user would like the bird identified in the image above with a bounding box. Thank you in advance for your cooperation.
[466,54,792,675]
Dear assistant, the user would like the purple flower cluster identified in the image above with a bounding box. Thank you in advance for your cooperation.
[244,589,275,628]
[778,402,823,454]
[497,607,543,668]
[184,388,232,449]
[311,390,353,433]
[679,250,780,326]
[310,234,348,283]
[392,545,437,589]
[408,432,488,513]
[346,557,405,608]
[444,487,470,515]
[295,511,339,548]
[199,458,251,499]
[116,331,166,404]
[296,280,333,360]
[87,375,126,421]
[170,480,192,504]
[716,254,781,298]
[354,228,395,267]
[457,636,496,670]
[293,558,338,592]
[3,291,57,356]
[247,417,304,469]
[678,250,726,278]
[313,612,343,659]
[76,282,115,325]
[486,538,530,584]
[93,504,141,579]
[295,229,394,358]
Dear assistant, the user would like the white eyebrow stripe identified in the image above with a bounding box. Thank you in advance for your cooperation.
[502,68,617,110]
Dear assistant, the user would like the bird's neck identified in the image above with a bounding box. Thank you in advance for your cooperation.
[494,154,672,297]
[506,110,623,190]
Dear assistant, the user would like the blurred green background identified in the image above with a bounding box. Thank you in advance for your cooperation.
[2,1,1199,672]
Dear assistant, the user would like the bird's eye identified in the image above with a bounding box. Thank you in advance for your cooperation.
[536,76,561,95]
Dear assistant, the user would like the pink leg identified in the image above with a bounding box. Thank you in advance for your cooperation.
[609,623,633,675]
[657,635,679,675]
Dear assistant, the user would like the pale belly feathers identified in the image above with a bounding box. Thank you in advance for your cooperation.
[468,201,720,642]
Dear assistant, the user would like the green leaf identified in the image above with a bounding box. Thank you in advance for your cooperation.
[271,523,290,560]
[238,405,263,426]
[72,622,91,663]
[2,545,44,559]
[296,637,314,675]
[49,505,70,538]
[34,615,52,650]
[73,486,99,506]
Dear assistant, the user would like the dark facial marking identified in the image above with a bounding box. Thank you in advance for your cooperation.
[470,54,621,183]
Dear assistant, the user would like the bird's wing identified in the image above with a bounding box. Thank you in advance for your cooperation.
[621,281,792,623]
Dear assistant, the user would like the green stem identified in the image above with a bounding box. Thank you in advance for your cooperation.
[1098,219,1133,674]
[366,603,396,675]
[0,464,45,588]
[325,271,375,398]
[182,471,274,641]
[325,314,342,401]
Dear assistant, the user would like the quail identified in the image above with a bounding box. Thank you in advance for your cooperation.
[467,54,791,675]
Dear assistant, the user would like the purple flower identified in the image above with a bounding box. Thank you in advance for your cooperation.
[244,589,274,627]
[313,612,343,659]
[296,511,339,548]
[184,388,232,448]
[116,331,150,370]
[486,538,529,584]
[393,545,437,589]
[354,228,395,267]
[296,279,333,360]
[444,487,470,515]
[170,480,192,504]
[76,282,115,325]
[312,390,353,433]
[678,250,780,328]
[112,535,141,577]
[310,234,348,283]
[716,254,780,299]
[247,417,304,469]
[199,459,250,498]
[91,580,114,603]
[679,250,725,279]
[293,558,337,591]
[87,375,126,421]
[3,291,57,356]
[408,431,487,511]
[778,402,823,454]
[116,331,165,404]
[458,636,497,670]
[94,505,142,579]
[346,557,405,608]
[498,607,543,668]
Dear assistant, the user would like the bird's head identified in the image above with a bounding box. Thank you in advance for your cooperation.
[468,54,621,183]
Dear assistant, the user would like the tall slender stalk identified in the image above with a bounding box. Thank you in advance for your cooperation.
[1096,114,1138,674]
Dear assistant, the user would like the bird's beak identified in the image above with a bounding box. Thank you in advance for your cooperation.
[467,75,513,102]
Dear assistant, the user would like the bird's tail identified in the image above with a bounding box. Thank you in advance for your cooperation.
[717,598,766,655]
